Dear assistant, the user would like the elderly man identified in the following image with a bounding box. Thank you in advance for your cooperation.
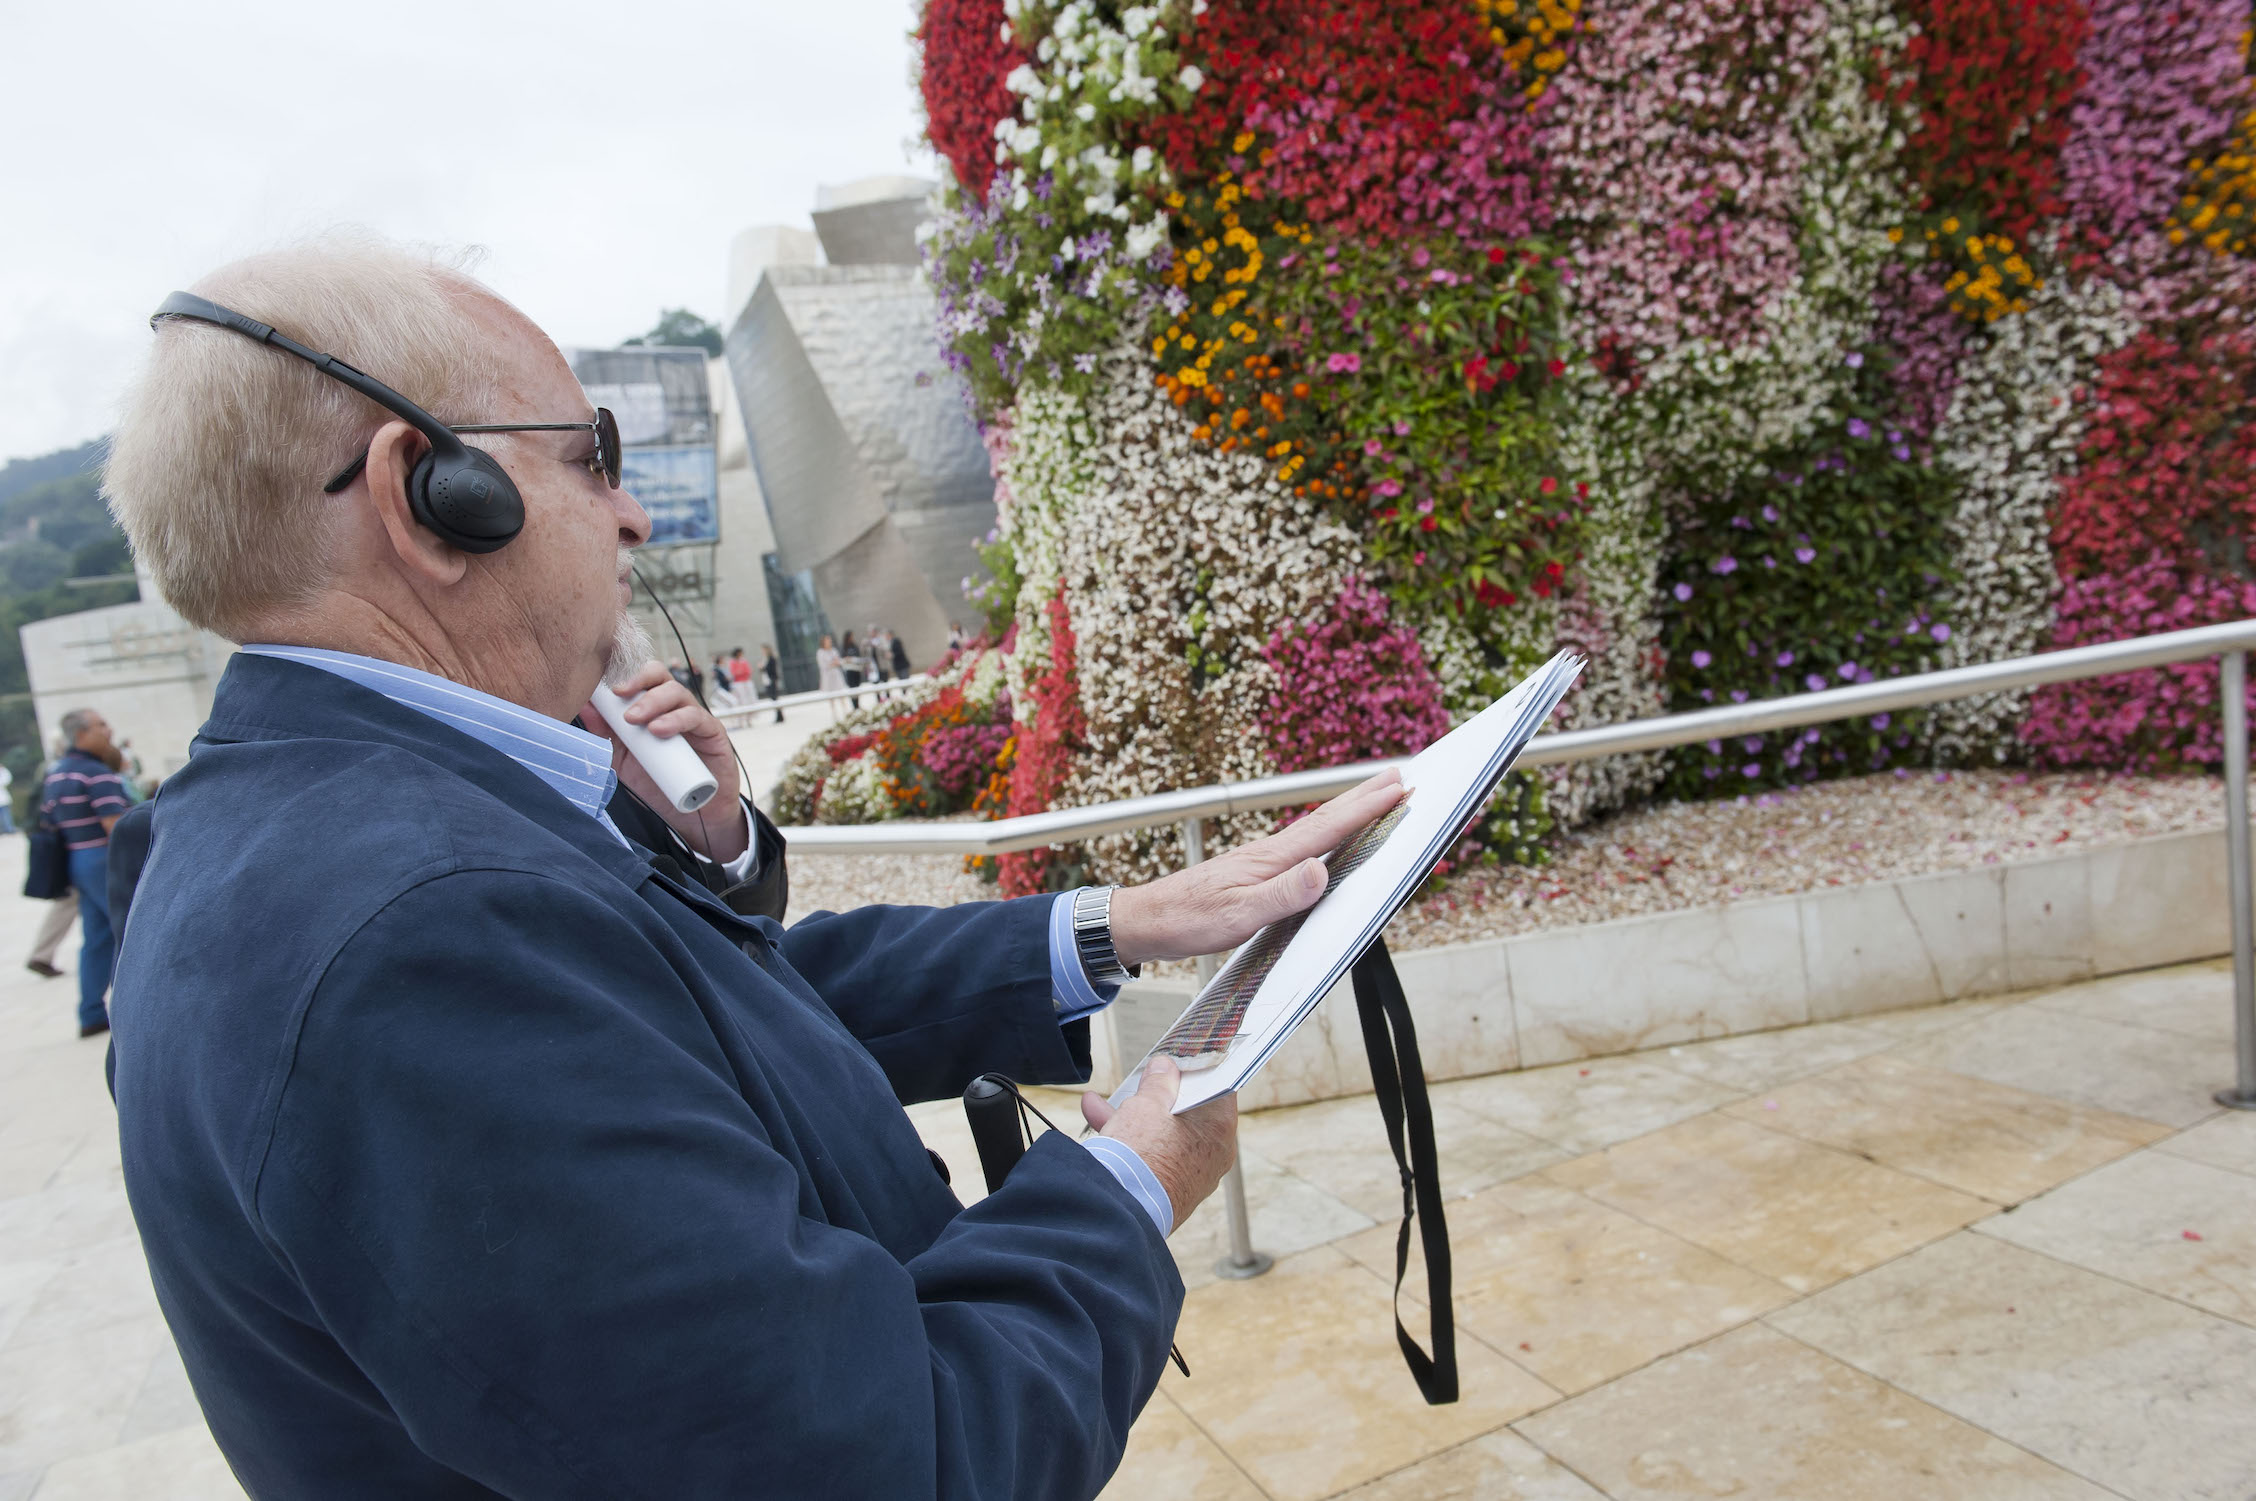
[102,241,1402,1501]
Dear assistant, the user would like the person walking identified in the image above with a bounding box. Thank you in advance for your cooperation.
[26,889,77,979]
[726,647,753,707]
[840,631,864,709]
[758,643,784,724]
[947,620,966,654]
[816,634,845,720]
[889,628,912,683]
[708,651,735,708]
[41,708,129,1037]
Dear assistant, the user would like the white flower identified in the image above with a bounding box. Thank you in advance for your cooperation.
[1178,64,1204,91]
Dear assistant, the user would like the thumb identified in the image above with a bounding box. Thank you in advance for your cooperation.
[1248,856,1329,926]
[1133,1054,1184,1115]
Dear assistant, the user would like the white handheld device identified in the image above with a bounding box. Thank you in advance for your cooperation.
[589,682,720,813]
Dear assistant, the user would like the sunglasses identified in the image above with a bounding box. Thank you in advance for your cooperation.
[322,407,621,495]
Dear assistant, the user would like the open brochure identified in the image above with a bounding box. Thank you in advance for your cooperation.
[1115,650,1586,1114]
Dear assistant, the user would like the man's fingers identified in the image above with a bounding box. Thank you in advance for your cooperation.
[1247,856,1328,926]
[1081,1090,1115,1130]
[1258,770,1405,866]
[613,659,672,696]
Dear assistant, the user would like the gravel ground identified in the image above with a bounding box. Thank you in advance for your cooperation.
[782,768,2233,953]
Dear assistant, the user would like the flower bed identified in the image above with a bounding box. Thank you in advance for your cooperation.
[862,0,2256,878]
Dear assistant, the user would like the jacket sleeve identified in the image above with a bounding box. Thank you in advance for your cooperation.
[777,896,1094,1102]
[260,869,1180,1501]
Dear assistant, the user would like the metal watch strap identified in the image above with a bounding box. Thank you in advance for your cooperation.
[1071,885,1140,987]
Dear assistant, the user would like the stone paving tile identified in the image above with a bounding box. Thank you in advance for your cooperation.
[1894,999,2231,1128]
[1515,1323,2111,1501]
[0,1319,168,1474]
[1836,992,2027,1041]
[1434,1055,1745,1156]
[1772,1229,2256,1501]
[22,1422,246,1501]
[1095,1391,1264,1501]
[1337,1175,1791,1397]
[1640,1017,1896,1095]
[1162,1246,1557,1501]
[0,1470,33,1501]
[2155,1109,2256,1178]
[1541,1112,1991,1293]
[1722,1052,2168,1205]
[2027,958,2237,1044]
[119,1340,206,1445]
[2,1233,159,1352]
[1166,1146,1375,1293]
[1337,1429,1607,1500]
[1239,1093,1567,1224]
[1977,1149,2256,1327]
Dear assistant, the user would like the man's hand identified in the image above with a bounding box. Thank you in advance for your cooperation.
[1107,770,1406,967]
[582,662,750,864]
[1081,1057,1236,1231]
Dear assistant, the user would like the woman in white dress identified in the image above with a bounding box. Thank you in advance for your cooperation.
[816,634,845,693]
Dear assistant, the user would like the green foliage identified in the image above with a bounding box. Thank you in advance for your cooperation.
[1657,365,1958,795]
[968,530,1021,637]
[623,309,724,357]
[0,439,102,507]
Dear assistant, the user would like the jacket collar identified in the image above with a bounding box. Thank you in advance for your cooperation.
[197,652,656,891]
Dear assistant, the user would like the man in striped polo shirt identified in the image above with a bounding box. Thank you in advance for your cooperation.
[40,708,129,1038]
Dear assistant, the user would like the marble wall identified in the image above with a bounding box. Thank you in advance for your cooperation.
[1089,828,2243,1106]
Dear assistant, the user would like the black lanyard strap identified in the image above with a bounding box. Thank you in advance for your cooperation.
[1350,936,1458,1405]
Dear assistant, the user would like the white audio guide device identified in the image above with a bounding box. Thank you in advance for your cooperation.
[589,682,720,813]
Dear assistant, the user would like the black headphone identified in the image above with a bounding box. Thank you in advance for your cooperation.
[150,290,525,553]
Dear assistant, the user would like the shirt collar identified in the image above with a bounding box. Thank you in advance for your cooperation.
[239,645,617,824]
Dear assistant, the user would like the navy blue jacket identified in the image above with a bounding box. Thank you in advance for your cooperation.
[110,655,1182,1500]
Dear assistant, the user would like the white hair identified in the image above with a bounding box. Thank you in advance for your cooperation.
[104,234,509,640]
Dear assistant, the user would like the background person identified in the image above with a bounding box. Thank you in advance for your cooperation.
[25,888,77,979]
[40,708,128,1037]
[758,642,783,723]
[890,626,912,682]
[840,629,864,708]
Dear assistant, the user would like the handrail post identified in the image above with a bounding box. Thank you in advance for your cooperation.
[2218,653,2256,1110]
[1181,815,1273,1279]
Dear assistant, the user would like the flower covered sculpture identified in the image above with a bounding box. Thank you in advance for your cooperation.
[775,0,2256,892]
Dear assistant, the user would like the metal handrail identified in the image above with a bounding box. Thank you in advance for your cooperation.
[775,617,2256,856]
[762,615,2256,1268]
[712,673,932,720]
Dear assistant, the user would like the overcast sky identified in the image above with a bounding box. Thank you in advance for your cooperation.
[0,0,933,467]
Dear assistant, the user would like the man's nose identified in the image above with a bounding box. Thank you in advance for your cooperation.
[614,487,651,548]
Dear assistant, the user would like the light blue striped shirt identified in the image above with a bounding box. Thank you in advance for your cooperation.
[243,643,1173,1235]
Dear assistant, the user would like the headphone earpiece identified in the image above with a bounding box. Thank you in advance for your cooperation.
[408,444,524,555]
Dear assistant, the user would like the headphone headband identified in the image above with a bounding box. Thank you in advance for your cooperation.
[147,289,523,553]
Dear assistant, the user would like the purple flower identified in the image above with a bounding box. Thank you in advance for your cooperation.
[1730,690,1750,703]
[1704,765,1721,779]
[1838,661,1858,679]
[1713,555,1738,575]
[1794,547,1816,564]
[1743,763,1762,778]
[1871,713,1891,730]
[1691,649,1712,668]
[1930,623,1951,642]
[1806,673,1827,691]
[1776,650,1795,667]
[1845,351,1865,368]
[1762,504,1779,522]
[1673,582,1694,602]
[1706,739,1722,752]
[1891,445,1911,461]
[1847,418,1871,439]
[1743,736,1763,753]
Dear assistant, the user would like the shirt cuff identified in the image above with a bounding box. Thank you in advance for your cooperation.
[1047,889,1122,1024]
[1081,1135,1173,1236]
[717,798,760,884]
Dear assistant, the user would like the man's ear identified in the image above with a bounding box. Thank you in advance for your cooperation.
[362,420,469,585]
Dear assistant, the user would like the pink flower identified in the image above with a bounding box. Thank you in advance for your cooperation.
[1327,352,1362,374]
[1376,477,1404,498]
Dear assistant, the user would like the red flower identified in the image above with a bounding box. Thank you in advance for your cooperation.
[1546,358,1566,378]
[1539,475,1558,495]
[1474,580,1517,608]
[918,0,1027,203]
[1420,516,1437,531]
[1487,246,1507,265]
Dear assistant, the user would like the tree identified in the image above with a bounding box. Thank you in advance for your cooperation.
[623,309,724,357]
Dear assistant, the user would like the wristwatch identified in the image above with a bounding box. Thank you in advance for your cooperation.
[1071,885,1141,988]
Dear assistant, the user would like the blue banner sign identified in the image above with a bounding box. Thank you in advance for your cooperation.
[622,444,719,545]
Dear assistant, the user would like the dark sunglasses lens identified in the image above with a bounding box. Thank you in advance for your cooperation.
[595,408,621,488]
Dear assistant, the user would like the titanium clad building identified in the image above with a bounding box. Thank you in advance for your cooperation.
[724,179,994,683]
